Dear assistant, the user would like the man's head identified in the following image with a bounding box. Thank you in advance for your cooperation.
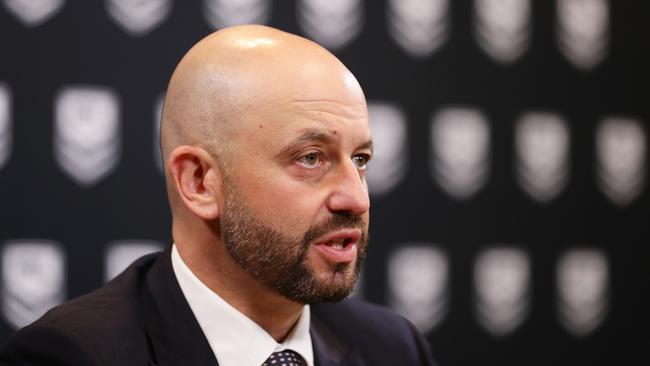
[160,25,372,304]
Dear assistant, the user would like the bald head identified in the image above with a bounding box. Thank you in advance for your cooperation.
[161,25,363,167]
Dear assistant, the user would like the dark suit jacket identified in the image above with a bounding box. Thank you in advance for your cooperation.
[0,247,436,366]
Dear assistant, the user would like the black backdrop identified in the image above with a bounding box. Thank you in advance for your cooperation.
[0,1,648,365]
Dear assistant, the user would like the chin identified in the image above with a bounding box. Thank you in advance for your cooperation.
[308,264,359,302]
[274,254,364,304]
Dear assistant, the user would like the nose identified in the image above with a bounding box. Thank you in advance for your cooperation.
[325,160,370,215]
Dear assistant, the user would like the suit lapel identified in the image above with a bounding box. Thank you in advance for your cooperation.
[310,310,363,366]
[142,246,219,366]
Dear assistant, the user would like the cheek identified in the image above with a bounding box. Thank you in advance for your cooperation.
[234,169,327,232]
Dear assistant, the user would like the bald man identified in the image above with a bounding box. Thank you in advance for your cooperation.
[0,26,435,366]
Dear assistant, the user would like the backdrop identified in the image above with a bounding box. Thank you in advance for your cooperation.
[0,1,648,365]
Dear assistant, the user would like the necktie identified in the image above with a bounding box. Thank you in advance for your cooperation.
[262,349,306,366]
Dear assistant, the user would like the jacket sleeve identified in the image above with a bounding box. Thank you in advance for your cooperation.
[0,321,103,366]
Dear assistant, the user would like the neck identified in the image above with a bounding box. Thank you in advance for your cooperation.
[174,225,304,342]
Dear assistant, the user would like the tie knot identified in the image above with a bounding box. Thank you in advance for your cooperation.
[262,349,306,366]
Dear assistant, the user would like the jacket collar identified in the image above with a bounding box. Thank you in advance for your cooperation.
[310,314,357,366]
[142,246,218,366]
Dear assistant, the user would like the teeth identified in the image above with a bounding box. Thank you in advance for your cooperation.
[326,239,345,249]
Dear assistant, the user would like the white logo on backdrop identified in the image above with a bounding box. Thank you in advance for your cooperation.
[557,248,609,337]
[54,86,121,187]
[298,0,363,50]
[105,0,172,36]
[154,93,165,172]
[105,240,163,281]
[203,0,270,30]
[388,245,449,333]
[0,83,11,171]
[366,102,407,196]
[515,112,570,203]
[387,0,449,58]
[2,0,65,27]
[596,117,646,206]
[556,0,609,70]
[1,240,66,329]
[430,107,490,200]
[474,0,531,64]
[474,246,530,337]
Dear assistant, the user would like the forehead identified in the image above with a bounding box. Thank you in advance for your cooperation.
[245,97,371,149]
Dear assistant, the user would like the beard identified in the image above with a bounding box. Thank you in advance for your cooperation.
[220,183,368,304]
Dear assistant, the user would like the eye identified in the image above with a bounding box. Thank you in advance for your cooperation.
[352,154,371,170]
[297,152,322,168]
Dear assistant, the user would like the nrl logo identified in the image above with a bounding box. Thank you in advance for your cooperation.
[105,240,163,281]
[105,0,172,36]
[430,107,490,200]
[2,0,65,27]
[596,117,646,206]
[204,0,271,30]
[556,0,609,70]
[556,248,609,337]
[474,246,530,337]
[388,245,449,333]
[387,0,449,58]
[474,0,530,64]
[297,0,363,50]
[1,240,66,329]
[515,112,570,203]
[54,85,121,187]
[366,102,407,196]
[0,83,11,171]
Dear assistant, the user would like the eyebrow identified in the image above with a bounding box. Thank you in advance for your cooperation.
[291,130,337,147]
[358,139,374,153]
[280,130,374,156]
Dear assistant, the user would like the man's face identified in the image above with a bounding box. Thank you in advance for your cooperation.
[218,75,372,303]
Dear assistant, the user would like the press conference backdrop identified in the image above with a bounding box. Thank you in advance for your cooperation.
[0,1,648,365]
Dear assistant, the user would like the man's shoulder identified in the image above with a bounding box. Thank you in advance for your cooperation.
[0,252,161,365]
[37,251,159,331]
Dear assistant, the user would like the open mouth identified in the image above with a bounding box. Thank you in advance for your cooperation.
[312,229,361,264]
[320,236,356,249]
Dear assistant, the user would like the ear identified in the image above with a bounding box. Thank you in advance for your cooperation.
[168,146,222,220]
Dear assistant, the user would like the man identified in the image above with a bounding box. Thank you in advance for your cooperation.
[0,25,435,365]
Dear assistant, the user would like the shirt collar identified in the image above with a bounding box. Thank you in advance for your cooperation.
[171,244,314,366]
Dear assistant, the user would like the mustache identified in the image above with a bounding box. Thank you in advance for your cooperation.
[302,213,367,246]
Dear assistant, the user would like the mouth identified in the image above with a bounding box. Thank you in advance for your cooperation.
[312,229,362,265]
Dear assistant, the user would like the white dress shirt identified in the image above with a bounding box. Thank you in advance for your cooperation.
[171,244,314,366]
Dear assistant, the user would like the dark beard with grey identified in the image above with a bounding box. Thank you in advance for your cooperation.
[220,185,368,304]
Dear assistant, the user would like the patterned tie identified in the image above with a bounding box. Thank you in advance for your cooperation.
[262,349,306,366]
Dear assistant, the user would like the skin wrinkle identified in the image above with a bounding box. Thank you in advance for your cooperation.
[290,100,367,116]
[160,25,372,342]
